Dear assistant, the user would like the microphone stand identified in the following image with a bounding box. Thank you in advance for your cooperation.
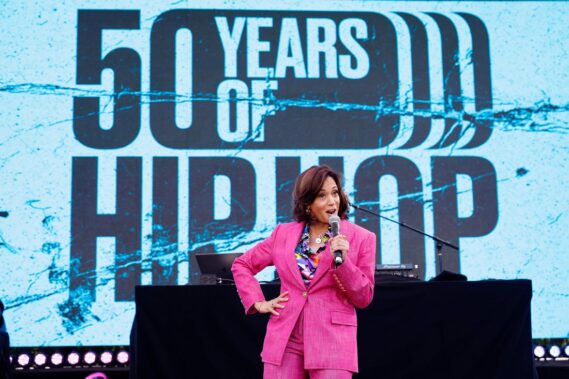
[349,202,459,276]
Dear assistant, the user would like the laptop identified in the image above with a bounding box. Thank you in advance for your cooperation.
[195,252,243,281]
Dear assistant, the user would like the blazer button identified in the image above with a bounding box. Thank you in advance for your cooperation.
[302,291,307,297]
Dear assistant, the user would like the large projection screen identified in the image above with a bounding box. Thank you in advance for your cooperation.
[0,0,567,346]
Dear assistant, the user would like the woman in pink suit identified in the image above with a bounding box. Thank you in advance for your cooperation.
[232,165,377,378]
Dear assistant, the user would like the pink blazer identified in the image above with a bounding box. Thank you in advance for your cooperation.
[231,220,376,372]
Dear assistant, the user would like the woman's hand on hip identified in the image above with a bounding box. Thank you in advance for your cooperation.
[255,291,289,316]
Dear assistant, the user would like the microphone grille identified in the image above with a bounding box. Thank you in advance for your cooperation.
[329,215,340,236]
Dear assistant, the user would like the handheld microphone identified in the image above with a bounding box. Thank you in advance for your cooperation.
[328,215,343,266]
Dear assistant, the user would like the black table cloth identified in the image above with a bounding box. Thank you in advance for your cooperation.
[131,280,536,379]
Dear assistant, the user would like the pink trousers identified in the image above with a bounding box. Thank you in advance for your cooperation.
[263,311,352,379]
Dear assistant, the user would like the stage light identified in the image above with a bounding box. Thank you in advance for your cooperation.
[9,346,129,371]
[51,353,63,366]
[84,351,97,365]
[547,345,561,358]
[116,351,129,364]
[564,345,569,357]
[34,353,47,366]
[100,351,113,365]
[67,352,80,365]
[533,345,546,359]
[17,354,30,367]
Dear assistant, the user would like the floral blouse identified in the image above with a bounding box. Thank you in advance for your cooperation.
[295,223,332,285]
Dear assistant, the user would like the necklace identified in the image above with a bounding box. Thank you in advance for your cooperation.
[313,234,324,244]
[309,228,327,244]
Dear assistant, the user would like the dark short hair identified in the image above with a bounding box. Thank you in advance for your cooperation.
[292,165,349,223]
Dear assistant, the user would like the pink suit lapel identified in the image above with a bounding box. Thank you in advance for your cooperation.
[307,242,332,288]
[283,222,307,289]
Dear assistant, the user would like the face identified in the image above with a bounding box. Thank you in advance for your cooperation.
[308,176,340,226]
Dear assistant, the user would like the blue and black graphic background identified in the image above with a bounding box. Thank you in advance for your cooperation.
[0,1,567,346]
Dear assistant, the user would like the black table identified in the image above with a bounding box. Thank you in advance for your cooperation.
[131,280,536,379]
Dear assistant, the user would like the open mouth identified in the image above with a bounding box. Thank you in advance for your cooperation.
[326,209,337,215]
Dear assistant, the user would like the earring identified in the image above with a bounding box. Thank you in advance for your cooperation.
[306,208,310,214]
